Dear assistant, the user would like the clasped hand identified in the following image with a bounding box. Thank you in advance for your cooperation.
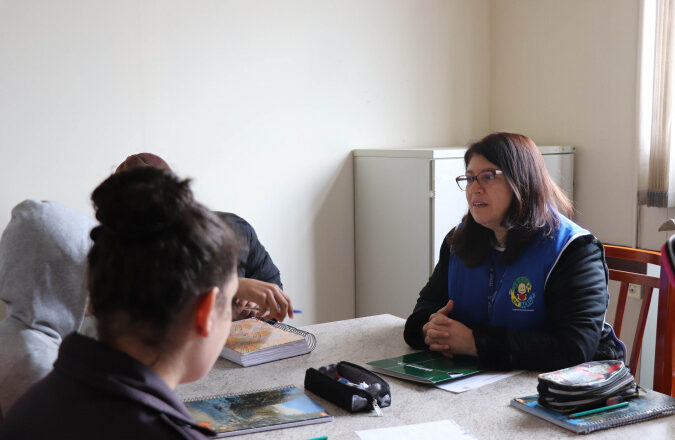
[422,300,477,357]
[234,278,294,321]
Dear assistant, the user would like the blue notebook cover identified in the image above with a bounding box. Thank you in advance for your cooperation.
[510,389,675,434]
[184,385,332,437]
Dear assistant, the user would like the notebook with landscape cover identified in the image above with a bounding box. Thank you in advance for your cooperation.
[184,385,333,437]
[366,351,483,384]
[510,389,675,434]
[220,318,316,367]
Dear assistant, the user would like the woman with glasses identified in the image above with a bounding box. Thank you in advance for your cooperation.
[404,132,623,370]
[1,167,239,439]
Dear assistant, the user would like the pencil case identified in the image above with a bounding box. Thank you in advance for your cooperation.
[537,360,638,413]
[304,361,391,414]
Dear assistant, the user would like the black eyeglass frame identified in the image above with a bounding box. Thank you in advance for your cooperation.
[455,169,504,191]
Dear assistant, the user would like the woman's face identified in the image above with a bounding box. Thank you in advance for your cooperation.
[465,154,513,239]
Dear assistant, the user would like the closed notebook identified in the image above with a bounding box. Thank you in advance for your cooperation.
[220,318,316,367]
[366,351,483,384]
[510,389,675,434]
[184,385,333,438]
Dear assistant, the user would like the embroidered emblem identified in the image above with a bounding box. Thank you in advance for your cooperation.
[509,276,534,309]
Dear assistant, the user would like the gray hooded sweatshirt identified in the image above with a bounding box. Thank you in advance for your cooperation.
[0,200,96,418]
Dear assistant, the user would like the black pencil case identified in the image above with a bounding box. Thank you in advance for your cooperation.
[304,361,391,414]
[537,360,638,413]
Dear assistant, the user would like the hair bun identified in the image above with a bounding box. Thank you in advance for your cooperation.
[91,167,192,241]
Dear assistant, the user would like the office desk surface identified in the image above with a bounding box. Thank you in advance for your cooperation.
[175,314,674,440]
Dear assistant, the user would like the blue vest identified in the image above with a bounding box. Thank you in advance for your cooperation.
[447,214,590,330]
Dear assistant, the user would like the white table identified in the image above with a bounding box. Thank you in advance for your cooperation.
[175,314,675,439]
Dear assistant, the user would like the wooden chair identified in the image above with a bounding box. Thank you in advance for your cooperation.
[604,244,674,396]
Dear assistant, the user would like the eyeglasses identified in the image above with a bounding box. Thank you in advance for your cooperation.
[455,169,503,191]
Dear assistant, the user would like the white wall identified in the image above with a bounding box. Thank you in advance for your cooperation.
[0,0,491,325]
[489,0,668,383]
[490,0,640,246]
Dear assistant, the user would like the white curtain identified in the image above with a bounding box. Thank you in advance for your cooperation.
[640,0,675,207]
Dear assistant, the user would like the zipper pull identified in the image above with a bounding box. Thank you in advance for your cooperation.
[371,399,383,416]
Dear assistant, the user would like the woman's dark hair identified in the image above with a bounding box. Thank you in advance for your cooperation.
[87,167,238,346]
[451,132,573,266]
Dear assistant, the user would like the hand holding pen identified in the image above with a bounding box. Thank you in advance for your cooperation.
[234,278,295,321]
[241,306,302,314]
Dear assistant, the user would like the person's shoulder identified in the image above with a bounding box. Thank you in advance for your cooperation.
[442,227,458,252]
[214,211,252,230]
[1,411,195,440]
[1,381,198,440]
[11,199,92,222]
[5,199,97,246]
[564,233,603,254]
[0,326,58,380]
[214,211,259,244]
[552,234,605,279]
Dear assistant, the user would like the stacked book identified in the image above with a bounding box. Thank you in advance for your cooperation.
[511,360,675,434]
[220,318,316,367]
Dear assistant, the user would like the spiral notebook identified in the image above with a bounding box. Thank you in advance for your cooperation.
[220,318,316,367]
[510,389,675,434]
[184,385,333,437]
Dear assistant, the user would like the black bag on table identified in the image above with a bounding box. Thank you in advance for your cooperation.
[304,361,391,414]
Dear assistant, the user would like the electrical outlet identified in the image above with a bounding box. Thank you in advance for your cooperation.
[627,283,643,300]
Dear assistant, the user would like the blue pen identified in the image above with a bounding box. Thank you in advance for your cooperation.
[241,306,302,314]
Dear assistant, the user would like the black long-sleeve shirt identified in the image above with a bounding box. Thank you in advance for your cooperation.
[404,234,623,371]
[216,212,282,288]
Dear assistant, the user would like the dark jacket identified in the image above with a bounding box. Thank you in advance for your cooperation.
[0,333,213,440]
[216,212,282,288]
[404,233,623,371]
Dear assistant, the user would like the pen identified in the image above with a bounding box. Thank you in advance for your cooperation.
[568,401,629,418]
[240,306,302,314]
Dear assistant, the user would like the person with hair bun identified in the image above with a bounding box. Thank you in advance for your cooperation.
[117,152,293,321]
[0,167,240,439]
[404,132,624,371]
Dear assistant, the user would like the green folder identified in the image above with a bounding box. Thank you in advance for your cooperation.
[366,351,483,384]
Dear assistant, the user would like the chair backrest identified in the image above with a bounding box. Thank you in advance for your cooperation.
[604,244,674,396]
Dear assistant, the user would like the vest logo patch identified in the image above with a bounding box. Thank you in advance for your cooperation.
[509,276,534,309]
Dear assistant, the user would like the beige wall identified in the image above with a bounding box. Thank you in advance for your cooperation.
[0,0,491,325]
[1,0,658,329]
[490,0,640,246]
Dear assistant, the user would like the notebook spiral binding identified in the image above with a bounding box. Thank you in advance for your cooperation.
[183,384,295,402]
[583,405,675,431]
[269,320,317,351]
